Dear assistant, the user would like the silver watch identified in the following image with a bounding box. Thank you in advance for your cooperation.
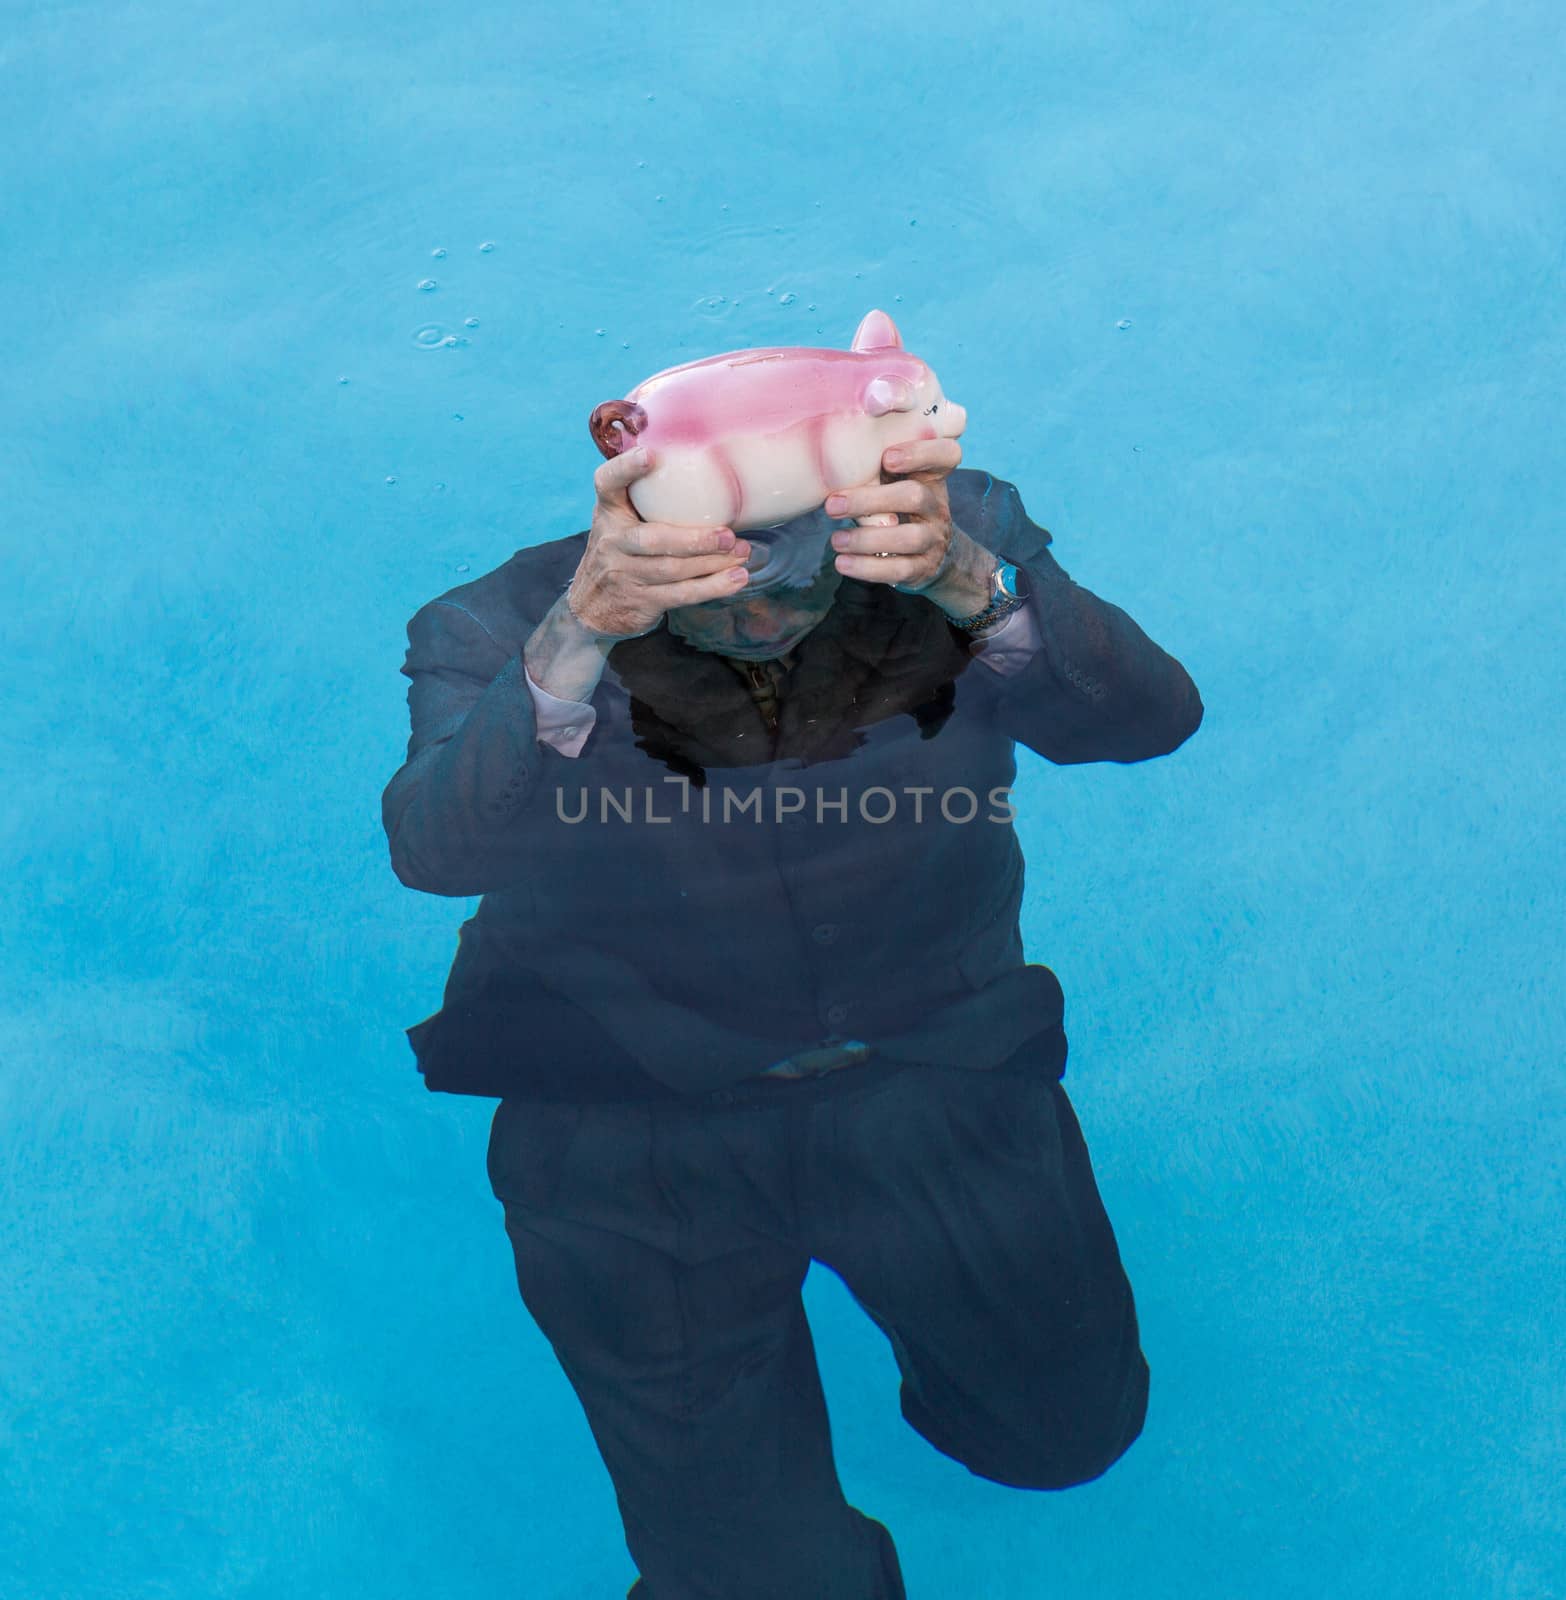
[947,561,1029,633]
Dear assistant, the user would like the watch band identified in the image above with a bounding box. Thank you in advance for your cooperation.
[946,561,1028,633]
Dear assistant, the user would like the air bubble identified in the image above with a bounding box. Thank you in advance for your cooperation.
[441,335,459,347]
[452,413,464,422]
[464,316,480,328]
[434,482,446,492]
[595,328,605,337]
[431,247,447,258]
[385,475,397,485]
[413,323,450,348]
[1116,318,1133,330]
[655,194,665,202]
[778,292,796,306]
[337,375,350,385]
[894,294,903,302]
[456,562,470,572]
[418,278,438,291]
[478,240,496,253]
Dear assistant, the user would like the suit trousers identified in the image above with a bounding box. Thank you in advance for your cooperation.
[484,1032,1149,1600]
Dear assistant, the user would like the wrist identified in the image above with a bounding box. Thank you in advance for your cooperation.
[918,528,997,619]
[561,579,659,645]
[524,594,617,703]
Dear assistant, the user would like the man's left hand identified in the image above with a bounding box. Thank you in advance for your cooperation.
[823,440,995,618]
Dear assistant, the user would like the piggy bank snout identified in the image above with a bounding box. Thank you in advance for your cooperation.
[940,400,968,437]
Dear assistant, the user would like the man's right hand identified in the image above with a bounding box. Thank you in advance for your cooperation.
[566,448,752,640]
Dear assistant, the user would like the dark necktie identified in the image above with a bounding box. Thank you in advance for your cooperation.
[718,650,797,735]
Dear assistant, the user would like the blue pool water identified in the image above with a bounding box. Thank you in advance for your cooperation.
[4,3,1563,1596]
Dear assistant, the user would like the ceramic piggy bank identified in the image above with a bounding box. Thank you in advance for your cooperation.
[588,309,967,531]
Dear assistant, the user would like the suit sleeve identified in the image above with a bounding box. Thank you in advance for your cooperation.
[381,598,559,897]
[957,474,1205,765]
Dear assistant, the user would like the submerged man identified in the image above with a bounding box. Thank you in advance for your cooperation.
[382,437,1203,1599]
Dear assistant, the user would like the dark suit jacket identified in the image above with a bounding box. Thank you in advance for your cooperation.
[381,469,1203,1101]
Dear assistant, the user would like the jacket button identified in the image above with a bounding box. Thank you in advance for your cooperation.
[811,923,838,945]
[824,1003,850,1026]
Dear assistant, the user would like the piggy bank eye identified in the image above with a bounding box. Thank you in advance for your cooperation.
[924,404,940,415]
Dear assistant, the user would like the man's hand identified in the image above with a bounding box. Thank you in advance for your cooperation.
[567,448,753,640]
[823,440,994,619]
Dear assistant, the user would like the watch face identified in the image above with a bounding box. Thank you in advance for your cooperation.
[997,563,1025,601]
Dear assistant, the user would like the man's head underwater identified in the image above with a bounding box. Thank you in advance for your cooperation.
[665,504,853,661]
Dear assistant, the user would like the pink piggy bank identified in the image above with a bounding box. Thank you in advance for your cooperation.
[588,309,967,532]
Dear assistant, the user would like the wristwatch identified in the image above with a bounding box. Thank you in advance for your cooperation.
[945,561,1029,633]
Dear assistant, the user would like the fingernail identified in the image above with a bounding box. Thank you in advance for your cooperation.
[729,566,749,584]
[885,451,904,469]
[825,494,847,514]
[715,527,734,546]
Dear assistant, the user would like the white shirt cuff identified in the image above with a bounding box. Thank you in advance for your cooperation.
[966,601,1043,677]
[525,665,597,757]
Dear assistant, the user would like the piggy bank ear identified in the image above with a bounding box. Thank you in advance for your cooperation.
[851,310,904,352]
[864,375,916,416]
